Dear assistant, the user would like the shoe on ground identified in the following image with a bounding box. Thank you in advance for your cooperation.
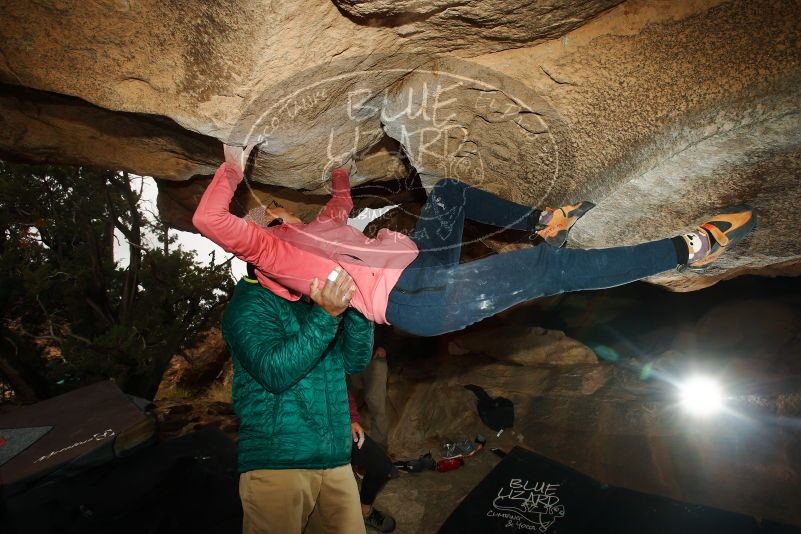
[454,437,478,457]
[687,205,756,270]
[365,508,396,532]
[535,201,595,248]
[440,442,462,460]
[393,451,435,473]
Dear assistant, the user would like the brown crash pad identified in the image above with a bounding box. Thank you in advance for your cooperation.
[0,381,155,496]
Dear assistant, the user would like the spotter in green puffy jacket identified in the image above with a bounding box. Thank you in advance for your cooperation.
[222,277,374,473]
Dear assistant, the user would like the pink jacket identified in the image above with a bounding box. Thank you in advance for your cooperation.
[192,163,419,324]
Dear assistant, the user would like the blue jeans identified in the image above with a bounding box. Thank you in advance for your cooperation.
[385,179,679,336]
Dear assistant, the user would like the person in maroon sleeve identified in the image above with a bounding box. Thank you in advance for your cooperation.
[351,332,390,450]
[348,390,396,533]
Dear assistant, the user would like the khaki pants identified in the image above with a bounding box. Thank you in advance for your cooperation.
[239,465,366,534]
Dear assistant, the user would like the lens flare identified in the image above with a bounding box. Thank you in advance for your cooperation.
[679,376,724,416]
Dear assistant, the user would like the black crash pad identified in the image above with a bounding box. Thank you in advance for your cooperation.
[4,427,241,534]
[439,446,800,534]
[0,381,155,497]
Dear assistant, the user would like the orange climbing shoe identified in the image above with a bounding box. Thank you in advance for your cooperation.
[686,205,757,270]
[535,201,595,248]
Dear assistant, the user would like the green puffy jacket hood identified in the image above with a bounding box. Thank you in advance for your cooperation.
[222,278,373,472]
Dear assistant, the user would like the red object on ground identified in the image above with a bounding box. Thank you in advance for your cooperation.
[436,456,464,473]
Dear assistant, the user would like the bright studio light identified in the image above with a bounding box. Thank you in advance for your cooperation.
[679,376,724,416]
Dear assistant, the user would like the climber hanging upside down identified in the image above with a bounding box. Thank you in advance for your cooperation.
[193,144,756,337]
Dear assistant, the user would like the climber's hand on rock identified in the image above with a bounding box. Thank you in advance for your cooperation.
[223,143,257,172]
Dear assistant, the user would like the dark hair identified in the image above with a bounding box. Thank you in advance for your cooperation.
[246,263,257,279]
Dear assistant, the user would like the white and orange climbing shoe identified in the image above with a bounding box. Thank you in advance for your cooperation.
[683,205,757,270]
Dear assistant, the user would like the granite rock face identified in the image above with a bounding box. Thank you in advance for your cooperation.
[448,325,598,365]
[154,329,230,398]
[331,0,623,55]
[0,84,219,181]
[1,0,800,287]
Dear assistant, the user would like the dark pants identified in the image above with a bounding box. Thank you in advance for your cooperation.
[351,435,393,506]
[386,179,680,336]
